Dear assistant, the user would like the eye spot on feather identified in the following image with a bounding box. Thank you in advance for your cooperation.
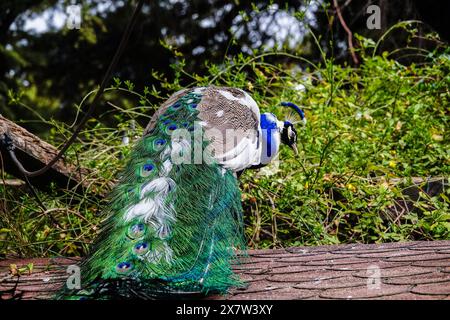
[170,102,181,110]
[140,162,156,177]
[164,123,178,135]
[158,224,171,239]
[116,262,133,274]
[162,120,179,133]
[133,242,150,255]
[159,113,169,120]
[153,138,166,150]
[126,188,136,199]
[144,164,154,171]
[128,223,146,239]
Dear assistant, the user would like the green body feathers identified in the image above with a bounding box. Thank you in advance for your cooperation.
[59,91,246,299]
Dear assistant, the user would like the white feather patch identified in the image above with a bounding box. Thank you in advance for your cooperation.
[162,242,174,263]
[157,223,171,239]
[160,146,172,160]
[170,138,192,165]
[192,87,206,95]
[171,138,191,154]
[146,242,173,264]
[140,177,175,198]
[221,167,227,176]
[154,203,176,225]
[160,159,173,176]
[217,89,260,117]
[123,197,161,222]
[124,175,176,225]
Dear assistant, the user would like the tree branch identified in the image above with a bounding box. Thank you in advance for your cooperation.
[333,0,359,65]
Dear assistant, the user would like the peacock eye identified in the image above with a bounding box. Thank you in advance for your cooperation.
[140,163,156,178]
[128,223,145,239]
[159,112,171,121]
[158,224,171,239]
[171,102,181,109]
[144,164,154,171]
[133,242,150,255]
[116,261,132,274]
[153,138,166,150]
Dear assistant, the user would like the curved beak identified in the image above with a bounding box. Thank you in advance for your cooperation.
[290,143,298,155]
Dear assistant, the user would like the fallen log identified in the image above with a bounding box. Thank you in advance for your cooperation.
[0,115,111,196]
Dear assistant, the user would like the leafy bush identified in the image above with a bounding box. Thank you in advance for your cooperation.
[1,23,449,257]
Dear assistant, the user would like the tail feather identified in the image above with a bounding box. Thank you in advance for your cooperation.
[58,90,246,299]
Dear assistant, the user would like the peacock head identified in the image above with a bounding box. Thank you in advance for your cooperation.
[280,120,298,154]
[258,101,306,166]
[279,102,306,155]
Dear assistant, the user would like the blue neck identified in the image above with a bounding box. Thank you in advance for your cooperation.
[259,113,281,165]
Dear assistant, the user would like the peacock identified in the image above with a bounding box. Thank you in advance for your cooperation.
[58,86,305,299]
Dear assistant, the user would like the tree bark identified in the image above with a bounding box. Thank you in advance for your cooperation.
[0,115,111,196]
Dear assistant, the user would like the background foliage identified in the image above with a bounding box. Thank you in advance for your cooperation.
[0,1,449,257]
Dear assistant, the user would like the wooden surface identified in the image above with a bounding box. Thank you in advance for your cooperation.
[1,240,449,300]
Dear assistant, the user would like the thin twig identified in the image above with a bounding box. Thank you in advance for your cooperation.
[333,0,359,65]
[266,192,278,247]
[22,175,62,229]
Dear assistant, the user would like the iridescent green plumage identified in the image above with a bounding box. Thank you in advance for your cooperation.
[58,91,246,299]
